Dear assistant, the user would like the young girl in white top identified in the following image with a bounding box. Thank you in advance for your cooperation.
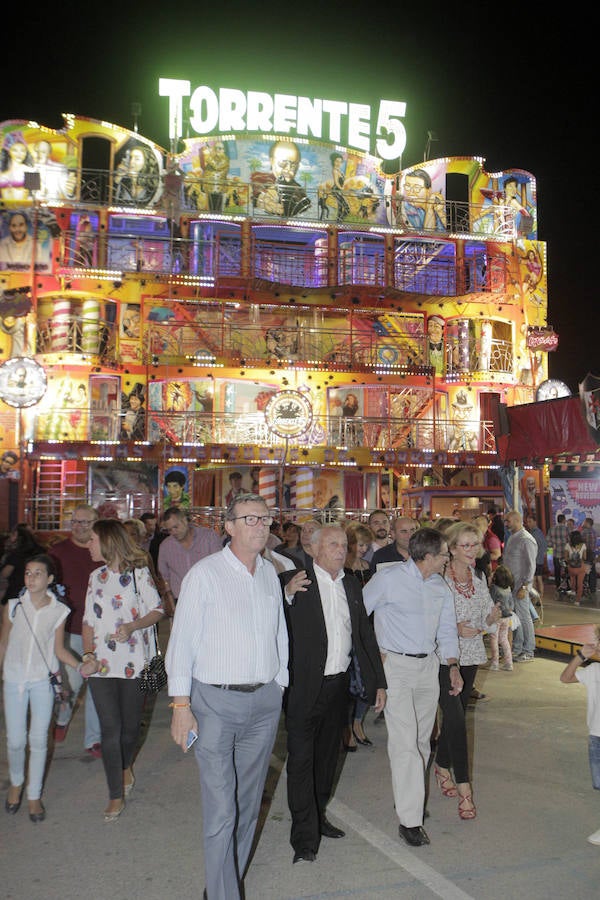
[0,554,95,822]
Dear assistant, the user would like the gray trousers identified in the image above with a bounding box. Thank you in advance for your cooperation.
[191,679,282,900]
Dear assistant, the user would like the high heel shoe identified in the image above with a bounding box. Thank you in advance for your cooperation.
[123,772,136,797]
[434,765,457,798]
[458,791,477,820]
[104,801,125,822]
[352,726,373,746]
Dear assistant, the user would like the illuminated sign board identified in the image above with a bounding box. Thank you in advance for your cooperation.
[159,79,407,161]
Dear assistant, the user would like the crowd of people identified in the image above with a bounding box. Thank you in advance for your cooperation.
[1,499,599,896]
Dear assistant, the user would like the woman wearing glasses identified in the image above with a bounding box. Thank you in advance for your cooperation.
[433,521,501,820]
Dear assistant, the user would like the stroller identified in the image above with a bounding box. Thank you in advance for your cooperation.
[557,558,592,602]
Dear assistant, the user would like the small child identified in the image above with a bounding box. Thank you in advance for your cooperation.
[488,564,514,671]
[560,624,600,845]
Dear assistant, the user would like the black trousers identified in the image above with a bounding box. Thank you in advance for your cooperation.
[435,663,477,784]
[285,672,349,852]
[89,677,145,799]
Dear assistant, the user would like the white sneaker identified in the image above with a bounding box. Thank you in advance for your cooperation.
[587,828,600,845]
[501,664,513,671]
[488,662,499,671]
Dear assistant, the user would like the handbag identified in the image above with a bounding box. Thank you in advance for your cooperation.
[132,569,168,695]
[15,599,65,704]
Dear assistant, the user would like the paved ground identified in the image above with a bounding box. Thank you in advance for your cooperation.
[2,586,600,899]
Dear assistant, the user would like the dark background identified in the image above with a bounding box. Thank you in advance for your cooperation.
[3,2,590,392]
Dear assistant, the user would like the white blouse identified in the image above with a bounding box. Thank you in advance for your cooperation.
[3,591,69,684]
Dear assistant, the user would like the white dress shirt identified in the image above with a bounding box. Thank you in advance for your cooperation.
[312,562,352,676]
[166,545,289,696]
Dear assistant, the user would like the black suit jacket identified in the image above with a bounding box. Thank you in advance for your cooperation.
[280,564,386,715]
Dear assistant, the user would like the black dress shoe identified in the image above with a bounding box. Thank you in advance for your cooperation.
[320,816,345,838]
[29,802,46,823]
[343,743,357,752]
[398,824,430,846]
[293,849,316,863]
[352,727,373,746]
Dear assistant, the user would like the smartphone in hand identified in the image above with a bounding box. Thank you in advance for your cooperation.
[186,729,198,750]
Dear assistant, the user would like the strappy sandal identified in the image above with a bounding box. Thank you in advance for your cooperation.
[434,765,457,798]
[458,792,477,819]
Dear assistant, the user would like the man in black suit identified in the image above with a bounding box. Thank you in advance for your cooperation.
[281,525,387,864]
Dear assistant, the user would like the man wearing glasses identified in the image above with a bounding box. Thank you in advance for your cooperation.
[50,504,102,756]
[166,492,289,900]
[363,528,462,847]
[370,515,418,574]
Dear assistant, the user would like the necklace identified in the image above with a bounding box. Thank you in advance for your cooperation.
[450,562,475,598]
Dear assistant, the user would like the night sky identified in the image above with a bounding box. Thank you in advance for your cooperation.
[3,2,590,392]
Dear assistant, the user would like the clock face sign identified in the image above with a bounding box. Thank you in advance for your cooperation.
[264,390,313,438]
[536,379,571,401]
[0,356,47,408]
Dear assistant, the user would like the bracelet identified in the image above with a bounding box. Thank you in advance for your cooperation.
[577,649,586,661]
[449,663,459,670]
[82,651,96,659]
[168,702,191,709]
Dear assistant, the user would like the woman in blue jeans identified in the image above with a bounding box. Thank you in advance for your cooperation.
[0,555,94,822]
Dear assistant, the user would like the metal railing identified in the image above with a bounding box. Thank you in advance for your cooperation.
[30,408,496,454]
[66,168,519,241]
[56,226,509,295]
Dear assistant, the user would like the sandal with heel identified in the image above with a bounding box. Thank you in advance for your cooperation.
[458,791,477,820]
[434,765,457,798]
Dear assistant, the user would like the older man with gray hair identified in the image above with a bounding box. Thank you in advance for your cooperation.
[503,510,538,662]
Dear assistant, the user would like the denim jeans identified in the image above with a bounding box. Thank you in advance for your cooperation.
[55,632,102,749]
[512,596,536,656]
[589,734,600,790]
[3,678,54,800]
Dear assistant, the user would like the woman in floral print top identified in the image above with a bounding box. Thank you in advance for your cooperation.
[82,519,164,821]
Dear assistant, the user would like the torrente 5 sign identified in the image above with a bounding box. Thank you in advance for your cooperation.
[159,79,407,161]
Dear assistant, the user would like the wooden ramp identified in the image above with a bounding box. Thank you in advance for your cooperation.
[535,622,598,657]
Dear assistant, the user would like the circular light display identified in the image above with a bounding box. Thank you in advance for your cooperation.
[536,379,571,401]
[0,356,47,408]
[264,390,313,439]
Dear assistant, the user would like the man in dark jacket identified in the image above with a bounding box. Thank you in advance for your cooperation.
[280,525,386,864]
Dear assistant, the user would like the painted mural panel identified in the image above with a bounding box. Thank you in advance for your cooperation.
[0,209,55,272]
[550,478,600,530]
[177,136,385,226]
[35,374,90,441]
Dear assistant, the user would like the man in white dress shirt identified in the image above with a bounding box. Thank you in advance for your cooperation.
[166,493,289,900]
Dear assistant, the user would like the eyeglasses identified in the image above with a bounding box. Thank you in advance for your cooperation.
[455,543,481,551]
[231,515,273,527]
[71,519,95,526]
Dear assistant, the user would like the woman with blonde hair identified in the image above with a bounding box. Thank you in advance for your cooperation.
[433,521,501,819]
[81,519,164,821]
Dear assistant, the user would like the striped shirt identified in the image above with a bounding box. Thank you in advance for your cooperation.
[157,524,222,598]
[165,545,289,697]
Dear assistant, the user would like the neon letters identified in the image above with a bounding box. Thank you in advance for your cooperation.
[159,79,407,161]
